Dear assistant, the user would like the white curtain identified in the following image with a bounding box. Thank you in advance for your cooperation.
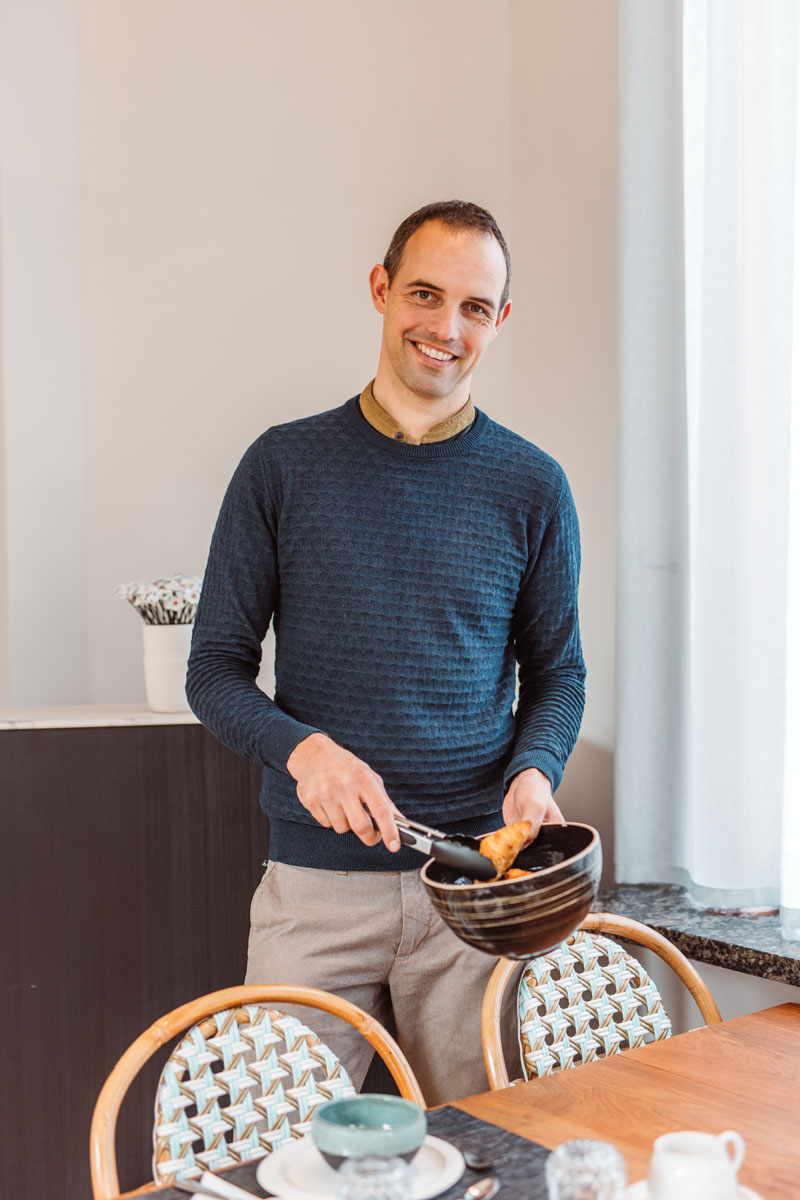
[616,0,800,927]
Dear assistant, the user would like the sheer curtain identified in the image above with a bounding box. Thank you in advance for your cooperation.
[616,0,800,926]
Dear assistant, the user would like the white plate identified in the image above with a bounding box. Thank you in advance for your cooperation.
[625,1182,762,1200]
[255,1135,464,1200]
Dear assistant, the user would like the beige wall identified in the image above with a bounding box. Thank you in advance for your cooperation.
[77,0,515,703]
[0,0,87,704]
[509,2,618,881]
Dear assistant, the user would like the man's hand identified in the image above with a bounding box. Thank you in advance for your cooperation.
[502,767,564,843]
[286,732,401,851]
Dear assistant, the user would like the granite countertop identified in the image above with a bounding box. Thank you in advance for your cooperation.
[597,883,800,987]
[0,704,199,730]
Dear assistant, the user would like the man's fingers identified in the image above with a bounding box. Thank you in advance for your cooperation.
[290,737,401,849]
[315,801,349,835]
[546,797,566,825]
[364,794,401,852]
[339,790,399,851]
[363,771,402,849]
[339,796,382,846]
[519,810,544,845]
[314,806,333,829]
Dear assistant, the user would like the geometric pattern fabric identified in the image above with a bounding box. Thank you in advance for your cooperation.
[153,1006,355,1184]
[518,931,672,1079]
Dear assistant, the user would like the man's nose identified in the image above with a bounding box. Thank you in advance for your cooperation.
[424,304,461,344]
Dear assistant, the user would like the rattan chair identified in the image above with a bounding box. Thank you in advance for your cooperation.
[481,912,722,1090]
[90,984,425,1200]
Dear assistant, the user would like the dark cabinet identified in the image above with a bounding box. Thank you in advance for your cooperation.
[0,723,266,1199]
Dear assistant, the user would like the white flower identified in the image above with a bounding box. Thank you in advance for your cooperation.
[116,573,203,624]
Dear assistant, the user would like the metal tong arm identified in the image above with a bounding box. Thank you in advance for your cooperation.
[393,814,446,850]
[393,815,497,881]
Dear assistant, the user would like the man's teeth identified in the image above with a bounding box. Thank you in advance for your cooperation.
[416,342,456,362]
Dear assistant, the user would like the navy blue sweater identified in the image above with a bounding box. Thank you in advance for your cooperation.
[186,396,585,870]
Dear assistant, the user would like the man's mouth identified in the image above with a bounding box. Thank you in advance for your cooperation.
[412,340,458,363]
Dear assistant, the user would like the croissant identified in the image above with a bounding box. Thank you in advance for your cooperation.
[479,820,531,877]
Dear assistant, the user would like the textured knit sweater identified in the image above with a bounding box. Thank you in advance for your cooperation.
[186,395,585,870]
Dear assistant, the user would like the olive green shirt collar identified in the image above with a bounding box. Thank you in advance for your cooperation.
[359,380,475,444]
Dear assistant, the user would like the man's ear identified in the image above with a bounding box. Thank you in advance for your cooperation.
[493,298,512,337]
[369,264,389,314]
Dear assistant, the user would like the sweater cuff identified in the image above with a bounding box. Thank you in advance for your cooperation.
[263,711,323,774]
[504,749,563,794]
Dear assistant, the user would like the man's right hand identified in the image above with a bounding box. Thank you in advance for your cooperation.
[286,732,401,852]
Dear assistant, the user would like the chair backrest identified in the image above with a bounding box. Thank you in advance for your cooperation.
[481,912,722,1090]
[90,985,425,1200]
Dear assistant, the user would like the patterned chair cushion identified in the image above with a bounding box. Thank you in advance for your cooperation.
[153,1005,355,1184]
[517,931,672,1079]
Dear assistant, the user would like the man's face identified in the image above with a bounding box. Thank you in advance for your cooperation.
[370,220,511,403]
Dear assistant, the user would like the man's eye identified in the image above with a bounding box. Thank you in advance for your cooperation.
[467,303,488,316]
[415,290,433,300]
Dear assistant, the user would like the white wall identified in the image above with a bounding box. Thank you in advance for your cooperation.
[2,1,619,743]
[0,0,88,704]
[76,0,518,704]
[509,1,618,881]
[0,0,516,705]
[1,0,622,728]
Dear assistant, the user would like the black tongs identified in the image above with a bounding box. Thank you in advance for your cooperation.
[395,815,497,881]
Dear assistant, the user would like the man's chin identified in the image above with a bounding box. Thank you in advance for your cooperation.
[403,370,459,402]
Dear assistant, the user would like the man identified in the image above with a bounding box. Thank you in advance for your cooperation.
[186,199,585,1105]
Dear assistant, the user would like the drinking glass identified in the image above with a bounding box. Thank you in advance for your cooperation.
[546,1139,627,1199]
[335,1155,413,1200]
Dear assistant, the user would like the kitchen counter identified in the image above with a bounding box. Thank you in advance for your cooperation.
[598,883,800,987]
[0,703,199,729]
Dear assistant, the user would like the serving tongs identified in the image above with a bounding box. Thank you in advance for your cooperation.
[394,815,497,881]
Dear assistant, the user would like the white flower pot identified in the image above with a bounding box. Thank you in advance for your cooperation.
[142,624,193,712]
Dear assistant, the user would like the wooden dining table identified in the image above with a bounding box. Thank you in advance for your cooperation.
[113,1002,800,1200]
[454,1001,800,1198]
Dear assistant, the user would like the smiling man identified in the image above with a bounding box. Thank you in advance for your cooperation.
[187,200,585,1105]
[372,215,509,414]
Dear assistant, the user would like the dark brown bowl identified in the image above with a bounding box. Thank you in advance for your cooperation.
[421,822,601,960]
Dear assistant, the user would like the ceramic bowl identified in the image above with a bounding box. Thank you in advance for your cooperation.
[421,822,601,960]
[310,1094,427,1169]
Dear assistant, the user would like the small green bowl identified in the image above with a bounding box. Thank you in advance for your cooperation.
[310,1094,427,1169]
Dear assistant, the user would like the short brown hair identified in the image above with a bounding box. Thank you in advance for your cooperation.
[383,200,511,309]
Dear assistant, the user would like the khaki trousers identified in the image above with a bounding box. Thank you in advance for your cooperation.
[245,862,516,1107]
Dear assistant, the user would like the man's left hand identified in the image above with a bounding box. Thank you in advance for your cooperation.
[502,767,564,843]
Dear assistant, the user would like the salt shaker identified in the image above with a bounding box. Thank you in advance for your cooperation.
[335,1155,413,1200]
[546,1139,627,1199]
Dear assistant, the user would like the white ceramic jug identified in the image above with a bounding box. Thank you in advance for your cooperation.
[647,1130,745,1200]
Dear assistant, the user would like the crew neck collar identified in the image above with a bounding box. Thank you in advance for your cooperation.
[359,380,475,444]
[345,395,488,459]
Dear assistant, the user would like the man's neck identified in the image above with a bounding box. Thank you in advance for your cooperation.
[360,382,474,445]
[370,372,471,444]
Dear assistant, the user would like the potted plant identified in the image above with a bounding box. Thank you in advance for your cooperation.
[116,574,202,711]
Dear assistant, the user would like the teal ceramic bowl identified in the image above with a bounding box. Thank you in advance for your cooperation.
[310,1094,427,1169]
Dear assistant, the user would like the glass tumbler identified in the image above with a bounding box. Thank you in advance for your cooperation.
[545,1139,627,1199]
[335,1155,413,1200]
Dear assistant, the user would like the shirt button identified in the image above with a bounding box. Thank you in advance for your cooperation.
[394,432,404,440]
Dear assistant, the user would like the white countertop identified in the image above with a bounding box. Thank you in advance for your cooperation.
[0,704,200,730]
